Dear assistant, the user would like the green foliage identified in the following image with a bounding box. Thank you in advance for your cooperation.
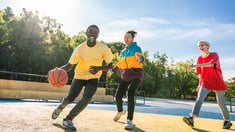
[1,7,233,99]
[0,7,72,76]
[70,31,86,48]
[103,42,125,86]
[226,80,235,98]
[106,41,125,55]
[169,61,198,98]
[3,7,14,21]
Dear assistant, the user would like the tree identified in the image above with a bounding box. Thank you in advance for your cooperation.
[106,41,125,54]
[138,51,157,96]
[225,79,235,98]
[170,61,198,98]
[41,16,62,33]
[151,52,168,97]
[7,8,46,73]
[45,28,72,76]
[70,31,86,48]
[0,8,14,70]
[2,7,14,21]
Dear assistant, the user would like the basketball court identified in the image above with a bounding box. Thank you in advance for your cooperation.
[0,98,235,132]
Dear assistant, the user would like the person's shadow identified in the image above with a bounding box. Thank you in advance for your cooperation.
[53,122,145,132]
[115,121,146,132]
[193,127,235,132]
[192,128,210,132]
[52,123,77,132]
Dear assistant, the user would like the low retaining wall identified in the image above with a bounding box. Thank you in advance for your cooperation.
[0,79,113,103]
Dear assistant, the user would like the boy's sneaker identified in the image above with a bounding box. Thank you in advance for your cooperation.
[223,121,232,129]
[125,119,134,130]
[62,119,76,131]
[113,111,126,121]
[183,117,194,127]
[52,106,62,120]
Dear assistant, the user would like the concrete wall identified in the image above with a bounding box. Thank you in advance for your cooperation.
[0,79,113,103]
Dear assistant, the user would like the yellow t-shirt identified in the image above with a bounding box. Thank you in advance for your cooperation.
[69,41,113,80]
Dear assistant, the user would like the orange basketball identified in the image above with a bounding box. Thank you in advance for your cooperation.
[47,68,68,88]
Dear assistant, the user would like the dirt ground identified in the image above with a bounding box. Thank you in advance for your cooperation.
[0,103,234,132]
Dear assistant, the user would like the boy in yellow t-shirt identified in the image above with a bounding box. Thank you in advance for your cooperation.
[50,25,113,131]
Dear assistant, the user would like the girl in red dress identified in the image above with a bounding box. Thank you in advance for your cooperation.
[183,40,232,129]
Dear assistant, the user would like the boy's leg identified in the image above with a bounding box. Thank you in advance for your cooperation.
[65,79,98,120]
[52,79,85,120]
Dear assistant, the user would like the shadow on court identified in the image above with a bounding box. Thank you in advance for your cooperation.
[52,123,77,132]
[115,121,146,132]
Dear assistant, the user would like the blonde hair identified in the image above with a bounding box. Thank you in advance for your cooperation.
[198,40,210,47]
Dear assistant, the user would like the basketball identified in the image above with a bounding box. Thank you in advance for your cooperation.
[47,68,68,88]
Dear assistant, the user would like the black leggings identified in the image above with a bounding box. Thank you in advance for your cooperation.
[58,79,98,120]
[115,78,141,121]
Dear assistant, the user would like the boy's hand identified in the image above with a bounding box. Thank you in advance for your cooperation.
[89,66,101,74]
[47,67,57,78]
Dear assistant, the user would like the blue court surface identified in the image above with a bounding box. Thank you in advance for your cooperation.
[0,98,235,121]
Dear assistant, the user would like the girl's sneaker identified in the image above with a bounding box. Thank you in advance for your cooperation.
[113,111,126,121]
[223,121,232,129]
[125,119,133,130]
[183,117,194,127]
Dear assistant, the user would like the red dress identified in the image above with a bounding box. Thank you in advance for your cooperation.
[196,52,227,91]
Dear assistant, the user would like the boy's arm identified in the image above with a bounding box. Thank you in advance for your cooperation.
[89,62,113,75]
[59,63,75,72]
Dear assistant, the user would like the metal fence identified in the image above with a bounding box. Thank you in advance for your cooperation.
[0,71,47,82]
[106,87,146,105]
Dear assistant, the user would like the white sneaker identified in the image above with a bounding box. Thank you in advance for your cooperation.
[52,106,62,120]
[113,111,126,121]
[62,119,76,131]
[125,119,133,130]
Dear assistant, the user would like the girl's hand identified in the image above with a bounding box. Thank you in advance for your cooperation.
[137,56,142,63]
[135,52,143,63]
[107,70,112,77]
[188,64,194,70]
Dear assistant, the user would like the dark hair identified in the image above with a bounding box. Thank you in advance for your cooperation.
[86,24,99,32]
[126,30,137,38]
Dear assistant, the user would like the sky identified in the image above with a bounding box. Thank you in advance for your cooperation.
[1,0,235,80]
